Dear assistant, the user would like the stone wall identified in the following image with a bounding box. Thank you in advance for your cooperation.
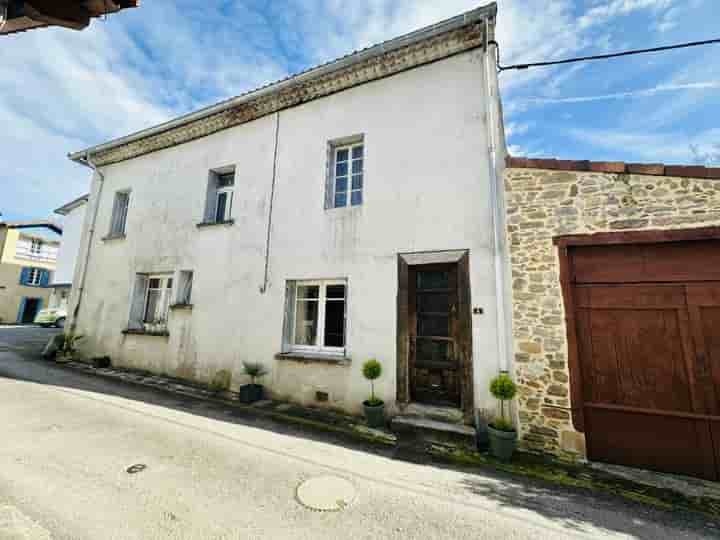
[503,158,720,460]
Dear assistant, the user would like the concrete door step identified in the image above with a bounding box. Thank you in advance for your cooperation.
[391,416,476,452]
[400,403,465,424]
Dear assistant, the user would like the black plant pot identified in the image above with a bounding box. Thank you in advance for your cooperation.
[476,421,490,452]
[363,401,385,428]
[239,384,263,404]
[488,425,518,461]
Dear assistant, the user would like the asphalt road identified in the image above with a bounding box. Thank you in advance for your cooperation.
[0,326,717,539]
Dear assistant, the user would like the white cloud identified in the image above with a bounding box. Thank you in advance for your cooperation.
[515,81,720,104]
[569,127,720,162]
[578,0,675,29]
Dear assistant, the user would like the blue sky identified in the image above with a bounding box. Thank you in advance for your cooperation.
[1,0,718,222]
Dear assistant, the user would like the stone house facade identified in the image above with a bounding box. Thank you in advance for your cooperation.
[66,4,512,425]
[504,157,720,480]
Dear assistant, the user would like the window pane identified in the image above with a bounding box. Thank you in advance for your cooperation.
[297,285,319,299]
[148,278,161,289]
[294,300,318,345]
[324,298,345,347]
[144,290,161,322]
[416,339,450,363]
[418,314,449,337]
[166,278,173,289]
[336,148,349,162]
[334,192,347,208]
[215,192,227,222]
[326,284,345,299]
[351,191,362,206]
[417,270,449,290]
[335,162,348,177]
[352,159,363,174]
[351,174,363,190]
[352,145,363,159]
[417,292,449,314]
[335,176,347,192]
[217,173,235,187]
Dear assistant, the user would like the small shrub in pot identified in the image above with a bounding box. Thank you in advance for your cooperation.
[362,359,385,428]
[487,372,518,461]
[239,361,267,403]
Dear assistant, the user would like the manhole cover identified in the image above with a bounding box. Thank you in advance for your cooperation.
[126,464,147,474]
[296,476,356,512]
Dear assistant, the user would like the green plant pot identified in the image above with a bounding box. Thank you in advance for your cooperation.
[488,425,518,461]
[239,384,263,404]
[363,401,385,428]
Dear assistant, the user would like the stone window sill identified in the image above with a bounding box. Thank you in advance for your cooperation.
[169,303,193,311]
[101,234,126,242]
[122,328,169,337]
[196,219,234,229]
[275,352,350,366]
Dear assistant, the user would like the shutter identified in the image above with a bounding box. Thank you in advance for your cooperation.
[16,298,27,323]
[19,267,30,285]
[128,275,149,330]
[282,281,297,352]
[40,270,50,288]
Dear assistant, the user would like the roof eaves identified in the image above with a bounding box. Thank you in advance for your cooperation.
[54,194,90,215]
[68,2,497,164]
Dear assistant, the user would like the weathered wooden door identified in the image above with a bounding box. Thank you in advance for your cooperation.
[408,264,461,407]
[563,238,720,480]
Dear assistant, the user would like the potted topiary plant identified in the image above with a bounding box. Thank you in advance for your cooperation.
[239,361,267,404]
[362,359,384,428]
[487,372,518,461]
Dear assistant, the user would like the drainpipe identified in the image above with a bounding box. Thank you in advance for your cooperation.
[260,111,280,294]
[68,152,105,334]
[483,19,511,375]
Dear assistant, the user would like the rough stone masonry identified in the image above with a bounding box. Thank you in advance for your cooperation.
[503,158,720,460]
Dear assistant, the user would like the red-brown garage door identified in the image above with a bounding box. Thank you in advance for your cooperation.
[563,237,720,480]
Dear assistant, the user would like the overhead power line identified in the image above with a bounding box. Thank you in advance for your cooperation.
[490,38,720,72]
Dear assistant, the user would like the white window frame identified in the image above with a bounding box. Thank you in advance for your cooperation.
[215,186,234,223]
[290,279,347,355]
[142,274,173,328]
[30,239,42,255]
[109,190,130,237]
[331,142,364,209]
[176,270,194,305]
[28,268,41,286]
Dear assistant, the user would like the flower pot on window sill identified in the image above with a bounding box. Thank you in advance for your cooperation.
[239,384,264,404]
[362,400,385,428]
[487,425,518,461]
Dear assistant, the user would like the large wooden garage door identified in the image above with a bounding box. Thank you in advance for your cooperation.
[564,238,720,480]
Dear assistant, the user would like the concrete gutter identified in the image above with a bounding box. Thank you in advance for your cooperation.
[68,2,497,164]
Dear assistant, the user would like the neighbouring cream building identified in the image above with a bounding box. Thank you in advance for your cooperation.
[0,222,61,323]
[67,3,513,425]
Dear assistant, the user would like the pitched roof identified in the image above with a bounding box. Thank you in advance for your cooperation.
[54,194,90,215]
[2,220,63,235]
[69,2,498,167]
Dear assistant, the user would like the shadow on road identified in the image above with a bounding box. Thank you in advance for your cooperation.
[0,326,716,539]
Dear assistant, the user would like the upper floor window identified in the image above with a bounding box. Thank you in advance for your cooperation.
[28,268,41,285]
[109,191,130,237]
[332,143,363,208]
[203,168,235,224]
[30,239,42,255]
[19,267,49,287]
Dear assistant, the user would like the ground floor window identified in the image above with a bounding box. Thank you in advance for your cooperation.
[144,275,173,325]
[284,279,346,354]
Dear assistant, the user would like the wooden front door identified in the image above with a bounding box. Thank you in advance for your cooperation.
[562,238,720,480]
[408,264,461,407]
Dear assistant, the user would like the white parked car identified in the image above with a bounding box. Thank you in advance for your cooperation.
[34,308,67,328]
